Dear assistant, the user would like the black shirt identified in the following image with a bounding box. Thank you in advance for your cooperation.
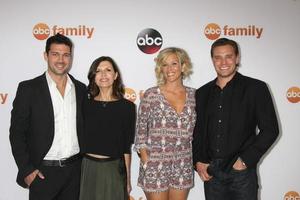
[207,75,235,159]
[83,97,136,158]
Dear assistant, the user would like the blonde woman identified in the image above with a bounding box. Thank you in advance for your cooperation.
[134,47,196,200]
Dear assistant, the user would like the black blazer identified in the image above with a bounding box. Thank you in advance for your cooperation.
[9,73,86,188]
[192,73,279,170]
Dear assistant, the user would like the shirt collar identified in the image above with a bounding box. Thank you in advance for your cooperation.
[213,71,241,89]
[45,71,74,89]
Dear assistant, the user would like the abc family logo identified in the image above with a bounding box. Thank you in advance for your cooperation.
[286,87,300,103]
[124,88,145,103]
[204,23,263,40]
[32,23,95,40]
[0,93,8,104]
[124,88,137,102]
[136,28,163,54]
[284,191,300,200]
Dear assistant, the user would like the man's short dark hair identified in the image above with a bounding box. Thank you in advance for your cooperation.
[210,38,239,58]
[45,33,73,54]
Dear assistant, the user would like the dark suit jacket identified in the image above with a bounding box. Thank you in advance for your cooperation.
[192,72,279,170]
[9,73,86,188]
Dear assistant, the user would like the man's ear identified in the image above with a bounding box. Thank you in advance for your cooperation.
[43,52,48,61]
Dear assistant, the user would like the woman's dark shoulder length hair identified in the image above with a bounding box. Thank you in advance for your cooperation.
[87,56,125,99]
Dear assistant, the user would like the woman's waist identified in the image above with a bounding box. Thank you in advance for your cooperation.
[83,148,124,158]
[84,153,123,162]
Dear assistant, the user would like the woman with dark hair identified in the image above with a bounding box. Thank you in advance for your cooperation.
[79,56,136,200]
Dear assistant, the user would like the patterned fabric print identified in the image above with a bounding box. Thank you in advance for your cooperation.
[135,86,196,192]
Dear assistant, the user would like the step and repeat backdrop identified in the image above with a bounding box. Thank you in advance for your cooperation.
[0,0,299,199]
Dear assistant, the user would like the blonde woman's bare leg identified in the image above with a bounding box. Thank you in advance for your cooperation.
[144,190,168,200]
[168,188,189,200]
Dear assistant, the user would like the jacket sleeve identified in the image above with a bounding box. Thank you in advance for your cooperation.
[9,82,35,188]
[240,82,279,168]
[192,89,210,165]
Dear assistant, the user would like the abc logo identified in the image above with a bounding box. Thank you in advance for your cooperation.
[204,23,221,40]
[286,87,300,103]
[33,23,50,40]
[137,28,163,54]
[124,88,137,102]
[284,191,300,200]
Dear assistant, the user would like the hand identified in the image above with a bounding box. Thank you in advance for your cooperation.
[139,148,149,165]
[24,169,45,187]
[127,181,132,195]
[196,162,212,182]
[233,158,247,171]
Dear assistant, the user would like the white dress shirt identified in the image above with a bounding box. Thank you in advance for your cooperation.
[44,71,79,160]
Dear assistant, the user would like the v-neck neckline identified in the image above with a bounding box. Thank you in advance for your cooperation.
[158,86,188,115]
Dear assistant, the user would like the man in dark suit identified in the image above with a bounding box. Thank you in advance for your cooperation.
[9,33,86,200]
[192,38,279,200]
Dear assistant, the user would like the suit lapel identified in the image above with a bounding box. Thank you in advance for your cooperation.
[202,81,215,153]
[37,74,55,135]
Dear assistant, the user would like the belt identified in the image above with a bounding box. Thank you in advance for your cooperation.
[41,154,82,167]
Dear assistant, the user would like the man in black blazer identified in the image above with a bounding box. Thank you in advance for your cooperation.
[9,33,86,200]
[193,38,279,200]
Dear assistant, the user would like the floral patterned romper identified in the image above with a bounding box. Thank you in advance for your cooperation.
[134,86,196,192]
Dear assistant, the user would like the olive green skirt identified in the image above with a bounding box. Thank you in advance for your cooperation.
[79,155,128,200]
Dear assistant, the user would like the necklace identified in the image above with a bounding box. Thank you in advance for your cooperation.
[95,94,116,108]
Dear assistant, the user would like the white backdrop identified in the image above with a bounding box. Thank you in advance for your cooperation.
[0,0,299,199]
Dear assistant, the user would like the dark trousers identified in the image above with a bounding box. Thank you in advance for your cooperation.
[204,159,258,200]
[29,159,81,200]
